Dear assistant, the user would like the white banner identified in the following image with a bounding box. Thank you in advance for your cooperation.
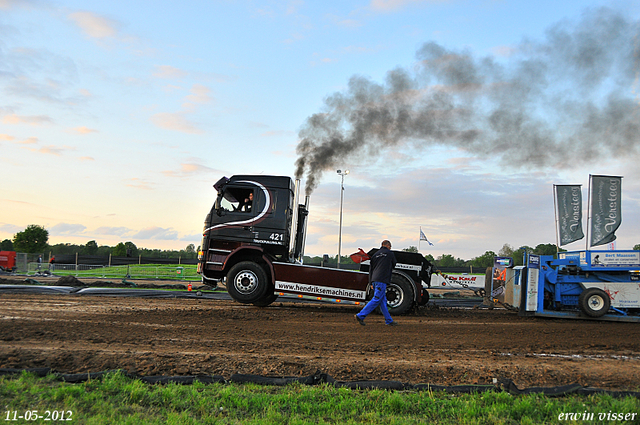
[275,281,366,299]
[431,273,485,287]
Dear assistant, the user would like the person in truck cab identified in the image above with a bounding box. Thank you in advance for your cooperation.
[354,240,398,326]
[238,191,253,212]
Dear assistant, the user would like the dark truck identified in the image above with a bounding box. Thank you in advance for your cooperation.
[197,175,433,314]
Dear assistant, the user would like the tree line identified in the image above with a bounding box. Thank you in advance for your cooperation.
[4,224,640,267]
[303,243,571,269]
[2,225,198,260]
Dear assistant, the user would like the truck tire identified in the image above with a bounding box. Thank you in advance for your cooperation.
[226,261,269,304]
[386,273,414,315]
[253,292,278,307]
[578,288,611,318]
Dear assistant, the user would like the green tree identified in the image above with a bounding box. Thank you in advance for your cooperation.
[12,225,48,253]
[124,241,138,257]
[0,239,14,251]
[402,246,419,253]
[112,242,127,256]
[85,240,99,255]
[634,244,640,251]
[424,254,435,263]
[498,244,515,258]
[471,251,496,268]
[534,243,559,256]
[436,254,456,267]
[184,243,196,259]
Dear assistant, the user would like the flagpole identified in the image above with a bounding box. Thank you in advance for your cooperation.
[553,184,560,253]
[586,174,592,251]
[419,227,421,252]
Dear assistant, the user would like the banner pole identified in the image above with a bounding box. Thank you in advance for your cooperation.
[586,174,592,251]
[553,185,560,253]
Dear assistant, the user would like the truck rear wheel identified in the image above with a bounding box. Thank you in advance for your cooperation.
[386,274,414,315]
[226,261,269,304]
[578,288,610,318]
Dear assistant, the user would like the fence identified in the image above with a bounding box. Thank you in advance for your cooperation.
[26,263,200,281]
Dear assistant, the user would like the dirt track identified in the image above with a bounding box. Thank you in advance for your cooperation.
[1,282,640,391]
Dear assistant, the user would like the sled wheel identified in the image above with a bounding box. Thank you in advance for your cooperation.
[386,273,414,315]
[578,288,610,318]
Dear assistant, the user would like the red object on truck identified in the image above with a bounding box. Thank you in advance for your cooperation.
[0,251,17,272]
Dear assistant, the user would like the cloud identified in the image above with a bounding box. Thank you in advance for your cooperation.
[260,130,295,137]
[179,233,203,243]
[27,145,73,156]
[0,134,15,141]
[0,0,37,10]
[150,112,204,134]
[153,65,189,79]
[125,178,153,190]
[491,45,516,57]
[162,162,219,178]
[0,223,22,234]
[131,226,178,240]
[369,0,443,12]
[2,113,53,125]
[71,126,98,134]
[49,223,87,236]
[184,84,212,104]
[79,156,95,161]
[94,226,131,237]
[17,136,38,144]
[1,48,79,103]
[337,19,362,28]
[68,11,119,39]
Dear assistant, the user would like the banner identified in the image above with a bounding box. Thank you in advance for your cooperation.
[555,185,584,245]
[590,175,622,247]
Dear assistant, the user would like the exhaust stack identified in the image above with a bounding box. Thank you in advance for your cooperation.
[298,195,310,261]
[292,194,310,264]
[289,179,301,260]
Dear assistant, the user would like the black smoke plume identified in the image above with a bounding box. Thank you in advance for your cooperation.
[295,8,640,195]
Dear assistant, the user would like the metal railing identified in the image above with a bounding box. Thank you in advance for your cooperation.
[26,263,200,281]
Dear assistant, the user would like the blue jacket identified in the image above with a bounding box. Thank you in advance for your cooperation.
[369,247,397,284]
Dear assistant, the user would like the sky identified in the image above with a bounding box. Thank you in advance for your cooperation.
[1,0,639,261]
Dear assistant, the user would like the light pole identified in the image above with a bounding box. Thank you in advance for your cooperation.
[337,169,349,269]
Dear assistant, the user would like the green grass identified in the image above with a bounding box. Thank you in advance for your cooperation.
[28,264,201,281]
[1,371,639,424]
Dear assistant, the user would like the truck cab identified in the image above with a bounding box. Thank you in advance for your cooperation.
[202,175,294,258]
[198,176,300,282]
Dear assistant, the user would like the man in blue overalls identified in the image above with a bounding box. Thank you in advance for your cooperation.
[355,240,398,326]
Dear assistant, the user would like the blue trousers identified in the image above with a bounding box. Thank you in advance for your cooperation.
[356,282,394,324]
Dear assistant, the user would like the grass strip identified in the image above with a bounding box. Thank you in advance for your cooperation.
[1,371,639,424]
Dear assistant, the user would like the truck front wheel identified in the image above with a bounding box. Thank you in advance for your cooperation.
[253,292,278,307]
[578,288,610,318]
[386,274,414,315]
[226,261,269,304]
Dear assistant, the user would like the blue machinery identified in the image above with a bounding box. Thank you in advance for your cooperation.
[503,250,640,322]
